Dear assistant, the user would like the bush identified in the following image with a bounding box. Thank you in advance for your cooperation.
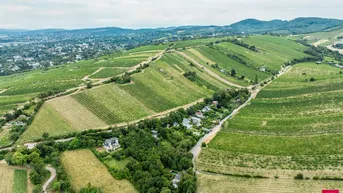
[294,173,304,180]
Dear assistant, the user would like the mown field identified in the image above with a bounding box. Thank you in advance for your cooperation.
[0,164,29,193]
[198,62,343,177]
[61,149,136,193]
[0,44,167,116]
[294,28,343,46]
[197,173,343,193]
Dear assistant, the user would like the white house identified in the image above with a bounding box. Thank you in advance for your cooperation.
[152,130,158,139]
[182,118,192,129]
[191,117,201,127]
[195,111,204,119]
[172,173,182,188]
[202,106,211,113]
[103,137,120,152]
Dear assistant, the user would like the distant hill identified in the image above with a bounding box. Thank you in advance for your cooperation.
[1,17,343,36]
[229,17,343,34]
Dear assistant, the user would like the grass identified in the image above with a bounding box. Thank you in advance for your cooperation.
[199,62,343,174]
[0,129,12,148]
[173,37,227,49]
[197,172,343,193]
[61,149,136,193]
[13,169,28,193]
[294,28,343,45]
[89,68,129,79]
[104,157,131,170]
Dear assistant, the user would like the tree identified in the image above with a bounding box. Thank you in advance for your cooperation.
[254,74,258,84]
[230,69,236,76]
[86,82,93,89]
[42,132,50,139]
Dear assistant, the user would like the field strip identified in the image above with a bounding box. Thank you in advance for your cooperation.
[175,51,243,88]
[0,89,8,94]
[82,67,105,80]
[313,39,328,47]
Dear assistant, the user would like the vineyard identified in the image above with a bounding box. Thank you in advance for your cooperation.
[198,62,343,178]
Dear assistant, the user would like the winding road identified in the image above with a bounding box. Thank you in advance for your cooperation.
[42,165,56,193]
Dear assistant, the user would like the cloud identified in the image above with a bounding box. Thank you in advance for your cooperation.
[0,0,342,29]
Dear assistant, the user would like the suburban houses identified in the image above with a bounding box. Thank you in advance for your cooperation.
[103,137,121,151]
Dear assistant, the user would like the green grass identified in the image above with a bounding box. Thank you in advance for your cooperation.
[294,28,343,45]
[0,129,12,148]
[89,68,129,79]
[12,169,27,193]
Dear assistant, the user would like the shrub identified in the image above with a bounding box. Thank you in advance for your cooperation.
[294,173,304,180]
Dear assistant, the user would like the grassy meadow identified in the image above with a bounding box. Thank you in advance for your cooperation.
[61,149,136,193]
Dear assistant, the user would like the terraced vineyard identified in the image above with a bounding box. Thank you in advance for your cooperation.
[198,62,343,178]
[0,44,167,116]
[179,36,309,87]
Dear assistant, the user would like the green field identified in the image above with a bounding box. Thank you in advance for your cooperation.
[61,149,136,193]
[89,67,129,79]
[0,129,12,148]
[173,37,226,49]
[198,62,343,176]
[13,169,28,193]
[0,44,166,116]
[294,28,343,46]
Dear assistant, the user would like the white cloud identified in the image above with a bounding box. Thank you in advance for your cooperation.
[0,0,342,29]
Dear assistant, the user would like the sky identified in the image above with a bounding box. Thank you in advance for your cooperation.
[0,0,343,29]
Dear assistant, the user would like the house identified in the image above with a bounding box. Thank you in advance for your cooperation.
[202,106,211,113]
[76,55,82,60]
[195,111,204,119]
[11,121,26,126]
[259,66,266,72]
[103,137,120,152]
[182,118,192,129]
[152,130,158,138]
[191,117,201,127]
[173,122,179,127]
[172,173,182,188]
[316,61,323,64]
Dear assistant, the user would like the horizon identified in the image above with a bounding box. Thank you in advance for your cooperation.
[1,0,343,30]
[1,16,341,31]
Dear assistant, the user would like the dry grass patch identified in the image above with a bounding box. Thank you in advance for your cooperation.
[0,164,15,193]
[48,96,108,130]
[61,149,137,193]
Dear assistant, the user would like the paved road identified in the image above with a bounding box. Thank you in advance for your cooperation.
[175,51,243,88]
[42,165,56,193]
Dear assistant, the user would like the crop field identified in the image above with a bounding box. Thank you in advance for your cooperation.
[198,62,343,177]
[61,149,136,193]
[89,67,129,79]
[13,169,28,193]
[197,173,343,193]
[173,37,227,49]
[0,44,165,116]
[163,52,228,91]
[120,55,212,112]
[73,84,154,124]
[0,129,12,148]
[19,103,74,143]
[294,28,343,46]
[185,46,270,85]
[0,164,29,193]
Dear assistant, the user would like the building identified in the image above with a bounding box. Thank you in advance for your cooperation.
[202,106,211,113]
[212,101,219,107]
[260,66,266,72]
[103,137,120,151]
[173,122,179,127]
[172,173,182,188]
[152,130,158,138]
[195,111,204,119]
[182,118,192,129]
[191,117,201,127]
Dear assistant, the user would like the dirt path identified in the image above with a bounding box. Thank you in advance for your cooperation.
[313,39,328,47]
[82,67,105,81]
[42,165,56,193]
[327,44,343,54]
[175,51,243,88]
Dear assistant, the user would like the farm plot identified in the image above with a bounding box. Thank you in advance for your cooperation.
[89,67,129,79]
[73,84,155,124]
[198,62,343,176]
[61,149,136,193]
[0,129,12,148]
[197,173,343,193]
[0,164,15,193]
[186,46,270,85]
[13,169,28,193]
[19,103,74,143]
[173,37,227,49]
[120,55,212,112]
